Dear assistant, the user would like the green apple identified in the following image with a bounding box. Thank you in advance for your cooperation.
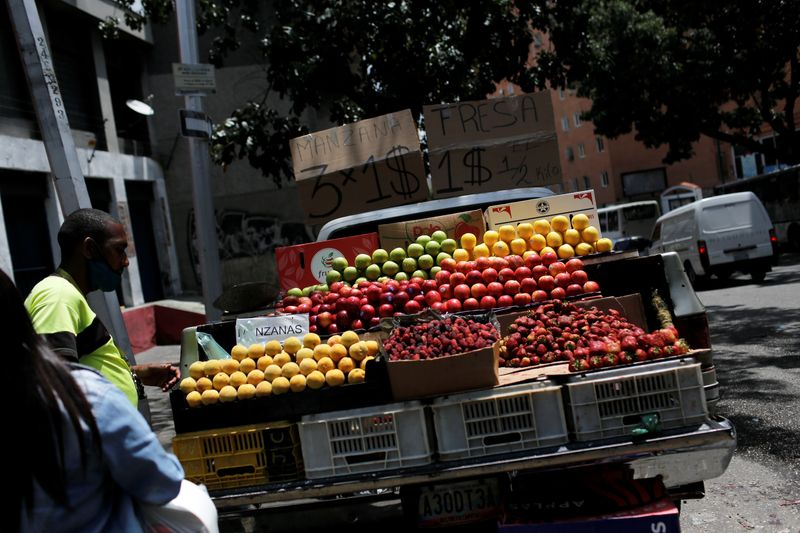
[377,276,389,283]
[416,234,432,247]
[354,253,372,270]
[436,252,452,265]
[326,269,342,285]
[302,285,313,296]
[425,240,441,256]
[331,256,349,272]
[407,243,424,258]
[430,266,441,276]
[440,238,457,254]
[343,266,359,282]
[315,284,328,292]
[371,248,389,264]
[365,264,382,280]
[355,277,367,286]
[412,269,428,280]
[417,254,434,270]
[394,272,408,281]
[287,287,303,297]
[431,230,448,243]
[389,247,406,263]
[402,257,418,273]
[382,260,400,276]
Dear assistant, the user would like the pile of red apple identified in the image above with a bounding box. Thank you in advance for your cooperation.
[274,252,601,335]
[497,301,691,371]
[383,316,499,361]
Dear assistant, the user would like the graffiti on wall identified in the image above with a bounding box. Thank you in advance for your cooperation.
[188,209,312,283]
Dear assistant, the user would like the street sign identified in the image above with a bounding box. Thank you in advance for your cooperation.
[179,109,213,138]
[172,62,216,95]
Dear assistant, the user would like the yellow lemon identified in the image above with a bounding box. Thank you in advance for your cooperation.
[248,343,265,359]
[264,364,282,382]
[510,238,528,256]
[299,357,318,376]
[557,244,576,259]
[472,243,491,258]
[265,340,282,356]
[221,358,240,375]
[317,357,335,374]
[571,213,590,231]
[255,381,272,398]
[313,343,332,361]
[492,240,510,257]
[212,372,230,390]
[195,377,213,393]
[283,336,302,355]
[529,234,547,252]
[483,230,499,247]
[257,355,273,371]
[498,224,517,243]
[327,335,342,347]
[271,377,290,395]
[325,369,346,387]
[303,332,321,349]
[452,248,470,262]
[179,377,196,395]
[460,232,477,250]
[188,361,205,380]
[349,341,369,361]
[289,374,307,393]
[272,352,291,367]
[185,390,202,408]
[237,383,257,400]
[533,219,551,236]
[306,370,326,390]
[246,369,265,386]
[546,231,563,248]
[229,371,247,388]
[203,360,221,377]
[514,222,532,240]
[564,228,581,246]
[551,215,570,232]
[576,242,594,256]
[523,251,539,260]
[581,226,600,244]
[219,385,237,403]
[239,357,256,374]
[364,340,380,357]
[200,389,219,405]
[330,344,348,363]
[338,357,355,374]
[340,330,360,348]
[281,362,301,379]
[360,355,374,370]
[595,237,613,253]
[348,368,366,384]
[540,246,557,257]
[295,347,314,363]
[230,344,249,361]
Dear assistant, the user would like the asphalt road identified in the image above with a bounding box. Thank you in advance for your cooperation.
[680,253,800,532]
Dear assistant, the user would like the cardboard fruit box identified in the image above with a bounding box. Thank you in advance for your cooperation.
[378,209,486,250]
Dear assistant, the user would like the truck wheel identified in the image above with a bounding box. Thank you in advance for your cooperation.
[751,270,767,282]
[716,269,732,280]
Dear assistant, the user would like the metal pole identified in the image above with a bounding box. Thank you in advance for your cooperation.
[7,0,148,420]
[175,0,223,322]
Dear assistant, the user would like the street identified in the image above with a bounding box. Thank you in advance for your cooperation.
[680,253,800,532]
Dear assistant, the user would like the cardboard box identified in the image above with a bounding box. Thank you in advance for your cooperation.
[423,93,562,198]
[274,233,379,291]
[289,109,429,224]
[378,209,486,250]
[385,344,499,401]
[485,189,600,233]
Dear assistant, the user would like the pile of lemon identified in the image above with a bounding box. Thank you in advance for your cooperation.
[461,214,613,260]
[180,331,378,407]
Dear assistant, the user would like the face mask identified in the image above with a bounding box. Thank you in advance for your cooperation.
[89,259,122,292]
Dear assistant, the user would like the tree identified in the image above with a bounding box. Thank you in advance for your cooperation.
[527,0,799,166]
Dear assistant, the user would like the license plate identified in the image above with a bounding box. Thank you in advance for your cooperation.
[417,478,500,527]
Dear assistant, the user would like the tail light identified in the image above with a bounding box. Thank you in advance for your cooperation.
[674,312,711,351]
[698,240,710,271]
[769,228,779,256]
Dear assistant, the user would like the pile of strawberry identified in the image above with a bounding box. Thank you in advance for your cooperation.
[497,301,690,371]
[383,316,499,361]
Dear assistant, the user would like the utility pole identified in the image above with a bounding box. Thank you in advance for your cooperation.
[176,0,223,322]
[7,0,148,420]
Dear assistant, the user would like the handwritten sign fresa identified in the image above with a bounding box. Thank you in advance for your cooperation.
[423,93,562,198]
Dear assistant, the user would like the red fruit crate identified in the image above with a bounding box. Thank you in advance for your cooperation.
[563,359,708,441]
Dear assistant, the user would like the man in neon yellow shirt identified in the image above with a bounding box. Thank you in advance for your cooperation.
[25,208,179,406]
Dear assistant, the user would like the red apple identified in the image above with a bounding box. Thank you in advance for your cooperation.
[435,270,452,285]
[481,268,499,284]
[351,319,364,330]
[503,280,521,295]
[454,284,471,300]
[308,324,317,333]
[445,298,462,312]
[541,251,558,266]
[338,286,352,297]
[438,283,453,299]
[284,305,298,314]
[514,266,532,282]
[450,272,467,286]
[520,278,538,294]
[366,285,382,303]
[378,303,395,317]
[537,275,556,291]
[336,310,352,328]
[570,269,589,286]
[406,282,422,298]
[489,257,508,271]
[475,256,491,271]
[458,261,474,274]
[555,272,572,288]
[584,280,601,293]
[498,268,516,283]
[440,258,457,272]
[379,292,394,306]
[524,253,543,269]
[466,270,483,286]
[413,294,426,305]
[549,287,566,300]
[487,281,504,298]
[513,292,532,306]
[565,258,585,274]
[463,297,480,311]
[566,284,584,297]
[297,303,311,314]
[311,304,321,315]
[370,317,381,327]
[327,323,339,334]
[393,291,410,310]
[424,290,442,306]
[329,281,344,293]
[531,265,549,280]
[548,261,567,276]
[431,301,446,312]
[360,304,376,321]
[471,283,488,299]
[532,290,549,302]
[404,300,422,314]
[480,295,497,309]
[506,255,524,270]
[497,294,514,307]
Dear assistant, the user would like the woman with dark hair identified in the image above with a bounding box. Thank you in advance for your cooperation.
[2,269,184,532]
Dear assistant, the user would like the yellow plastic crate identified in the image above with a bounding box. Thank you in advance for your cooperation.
[172,421,304,491]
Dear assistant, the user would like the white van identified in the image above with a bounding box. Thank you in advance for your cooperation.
[649,191,778,284]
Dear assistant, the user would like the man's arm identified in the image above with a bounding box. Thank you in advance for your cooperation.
[132,363,181,392]
[25,284,82,362]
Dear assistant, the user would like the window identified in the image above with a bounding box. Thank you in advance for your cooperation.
[595,136,605,153]
[571,178,579,191]
[577,143,585,158]
[583,176,591,189]
[565,146,574,161]
[560,116,569,131]
[558,88,565,100]
[600,171,609,188]
[573,112,582,127]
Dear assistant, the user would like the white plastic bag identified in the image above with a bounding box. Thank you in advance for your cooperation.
[139,480,219,533]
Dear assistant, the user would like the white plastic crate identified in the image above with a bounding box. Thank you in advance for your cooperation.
[431,382,568,461]
[298,401,433,479]
[564,359,708,441]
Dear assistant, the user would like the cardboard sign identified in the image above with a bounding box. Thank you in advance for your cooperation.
[485,189,600,232]
[290,110,429,224]
[235,314,310,346]
[424,93,561,198]
[378,209,486,250]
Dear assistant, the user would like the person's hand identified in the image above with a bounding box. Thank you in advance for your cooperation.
[133,363,181,392]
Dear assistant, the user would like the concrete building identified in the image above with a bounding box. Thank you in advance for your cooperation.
[0,0,180,303]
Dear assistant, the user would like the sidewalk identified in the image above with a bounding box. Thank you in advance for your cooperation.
[136,344,181,450]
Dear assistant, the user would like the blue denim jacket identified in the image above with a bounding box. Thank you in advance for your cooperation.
[20,365,184,532]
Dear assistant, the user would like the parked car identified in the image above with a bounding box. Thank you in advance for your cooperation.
[613,235,651,254]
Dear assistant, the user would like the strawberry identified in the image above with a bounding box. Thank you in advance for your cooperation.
[602,353,618,367]
[569,358,591,372]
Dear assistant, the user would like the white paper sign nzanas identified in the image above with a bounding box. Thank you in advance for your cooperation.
[236,314,310,346]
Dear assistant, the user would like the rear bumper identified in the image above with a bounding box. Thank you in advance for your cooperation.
[709,255,772,274]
